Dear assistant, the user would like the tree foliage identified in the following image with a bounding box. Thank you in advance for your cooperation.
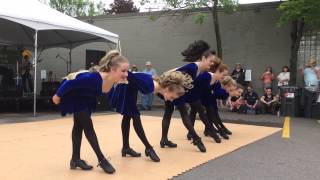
[140,0,238,58]
[48,0,105,17]
[106,0,140,14]
[278,0,320,85]
[278,0,320,27]
[142,0,237,20]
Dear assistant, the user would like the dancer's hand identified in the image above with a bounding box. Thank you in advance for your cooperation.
[52,94,60,105]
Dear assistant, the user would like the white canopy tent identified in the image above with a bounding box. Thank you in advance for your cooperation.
[0,0,120,116]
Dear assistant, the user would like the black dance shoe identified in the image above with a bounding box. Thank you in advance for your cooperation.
[121,148,141,157]
[222,127,232,135]
[70,159,93,170]
[187,132,193,140]
[208,131,222,143]
[218,129,229,140]
[145,147,160,162]
[160,139,177,148]
[97,158,116,174]
[192,138,206,153]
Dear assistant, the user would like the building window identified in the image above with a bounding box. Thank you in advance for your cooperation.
[298,31,320,69]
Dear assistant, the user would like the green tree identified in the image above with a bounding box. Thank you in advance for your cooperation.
[141,0,238,58]
[278,0,320,85]
[106,0,140,14]
[48,0,105,17]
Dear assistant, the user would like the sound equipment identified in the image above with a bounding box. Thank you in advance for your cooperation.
[40,81,61,96]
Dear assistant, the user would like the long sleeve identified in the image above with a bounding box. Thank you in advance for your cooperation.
[108,71,154,116]
[56,72,102,116]
[176,63,198,79]
[277,73,282,81]
[56,72,102,97]
[212,82,229,100]
[127,71,154,94]
[162,63,198,106]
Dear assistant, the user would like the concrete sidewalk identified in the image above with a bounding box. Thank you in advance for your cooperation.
[173,116,320,180]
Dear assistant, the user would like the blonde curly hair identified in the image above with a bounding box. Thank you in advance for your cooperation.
[153,71,193,95]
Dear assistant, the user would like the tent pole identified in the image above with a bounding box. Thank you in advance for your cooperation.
[117,40,122,54]
[69,48,72,74]
[33,30,38,117]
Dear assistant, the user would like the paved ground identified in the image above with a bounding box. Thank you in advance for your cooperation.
[0,108,319,180]
[173,117,320,180]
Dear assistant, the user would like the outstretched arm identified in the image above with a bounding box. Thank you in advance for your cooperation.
[53,73,101,103]
[127,71,154,94]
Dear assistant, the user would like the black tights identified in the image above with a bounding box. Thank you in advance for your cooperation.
[205,106,227,130]
[121,115,152,149]
[72,111,105,161]
[188,100,219,134]
[190,104,221,131]
[161,101,200,141]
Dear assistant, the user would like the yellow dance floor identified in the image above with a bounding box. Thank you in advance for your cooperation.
[0,114,280,180]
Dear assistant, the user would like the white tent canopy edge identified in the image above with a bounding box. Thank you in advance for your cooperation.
[0,0,120,116]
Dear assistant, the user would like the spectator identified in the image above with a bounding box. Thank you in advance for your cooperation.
[141,61,157,110]
[130,64,139,72]
[231,63,246,87]
[260,88,279,115]
[274,93,281,116]
[277,66,290,88]
[20,48,33,93]
[260,66,275,91]
[304,58,318,87]
[244,86,260,114]
[315,59,320,81]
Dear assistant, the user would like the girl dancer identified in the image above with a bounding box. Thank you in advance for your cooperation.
[187,64,234,140]
[204,76,239,136]
[108,70,193,162]
[204,76,238,137]
[189,66,238,140]
[160,40,222,152]
[52,50,129,174]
